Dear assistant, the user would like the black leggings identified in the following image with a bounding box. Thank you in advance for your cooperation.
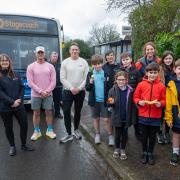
[114,123,128,150]
[0,106,28,146]
[62,90,85,135]
[141,124,158,153]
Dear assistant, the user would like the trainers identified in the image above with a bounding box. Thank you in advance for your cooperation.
[148,153,155,165]
[157,134,165,144]
[59,134,73,143]
[164,133,171,144]
[113,149,120,158]
[120,149,127,160]
[9,146,16,156]
[108,135,114,146]
[31,131,42,141]
[46,129,56,139]
[141,152,148,164]
[95,134,101,144]
[73,129,82,140]
[170,153,179,166]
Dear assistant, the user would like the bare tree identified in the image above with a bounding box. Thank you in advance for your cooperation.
[88,24,120,46]
[105,0,152,12]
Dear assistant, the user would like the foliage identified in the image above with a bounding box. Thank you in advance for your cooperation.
[155,31,180,59]
[128,0,180,60]
[105,0,152,12]
[62,39,92,61]
[88,24,120,46]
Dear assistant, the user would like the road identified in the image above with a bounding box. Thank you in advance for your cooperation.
[0,110,117,180]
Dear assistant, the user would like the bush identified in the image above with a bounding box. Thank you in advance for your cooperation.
[155,31,180,59]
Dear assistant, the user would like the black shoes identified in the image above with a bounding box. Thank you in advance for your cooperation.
[148,153,155,165]
[141,152,148,164]
[9,146,16,156]
[21,145,34,151]
[141,152,155,165]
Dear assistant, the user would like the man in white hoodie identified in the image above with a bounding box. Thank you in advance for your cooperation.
[60,42,89,143]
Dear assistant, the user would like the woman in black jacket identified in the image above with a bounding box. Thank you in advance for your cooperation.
[0,54,33,156]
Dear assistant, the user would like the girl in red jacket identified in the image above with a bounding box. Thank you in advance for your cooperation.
[134,63,166,165]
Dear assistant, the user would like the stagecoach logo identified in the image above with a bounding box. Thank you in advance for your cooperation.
[0,18,39,30]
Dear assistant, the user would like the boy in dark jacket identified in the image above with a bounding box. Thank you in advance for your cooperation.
[134,63,166,165]
[119,52,142,139]
[86,55,114,145]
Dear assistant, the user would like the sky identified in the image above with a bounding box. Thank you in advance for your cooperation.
[0,0,129,40]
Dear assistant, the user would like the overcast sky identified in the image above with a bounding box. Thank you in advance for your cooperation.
[1,0,129,40]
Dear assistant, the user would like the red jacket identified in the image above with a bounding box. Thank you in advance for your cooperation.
[133,77,166,118]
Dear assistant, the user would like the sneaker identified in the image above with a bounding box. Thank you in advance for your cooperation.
[113,149,120,158]
[21,145,34,151]
[164,133,171,144]
[148,153,155,165]
[141,152,148,164]
[108,135,114,146]
[120,149,127,160]
[95,134,101,144]
[9,146,16,156]
[59,134,73,143]
[46,129,56,139]
[31,131,42,141]
[157,134,165,144]
[73,129,82,140]
[170,153,179,166]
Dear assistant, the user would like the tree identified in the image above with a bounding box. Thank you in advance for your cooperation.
[106,0,152,12]
[128,0,180,59]
[62,39,92,61]
[88,24,120,46]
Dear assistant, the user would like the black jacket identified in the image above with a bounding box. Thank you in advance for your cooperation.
[50,62,62,88]
[102,63,119,89]
[0,70,24,112]
[108,85,136,127]
[119,64,142,89]
[85,71,110,107]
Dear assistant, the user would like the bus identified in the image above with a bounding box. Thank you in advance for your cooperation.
[0,14,63,105]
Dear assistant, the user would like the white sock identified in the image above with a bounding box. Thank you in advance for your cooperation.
[173,147,179,155]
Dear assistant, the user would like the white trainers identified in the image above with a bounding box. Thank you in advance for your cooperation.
[95,134,101,144]
[120,149,127,160]
[31,131,42,141]
[113,148,120,158]
[59,134,73,143]
[108,135,114,146]
[46,129,56,139]
[73,129,82,140]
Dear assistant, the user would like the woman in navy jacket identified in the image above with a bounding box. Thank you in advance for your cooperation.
[0,54,33,156]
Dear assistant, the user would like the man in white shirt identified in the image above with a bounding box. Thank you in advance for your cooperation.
[60,42,89,143]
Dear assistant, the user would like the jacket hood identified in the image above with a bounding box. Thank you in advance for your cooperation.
[142,76,161,84]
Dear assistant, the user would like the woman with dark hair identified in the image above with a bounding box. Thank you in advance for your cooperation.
[0,54,34,156]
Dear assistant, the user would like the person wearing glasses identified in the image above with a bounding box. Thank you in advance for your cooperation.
[27,46,56,141]
[0,54,34,156]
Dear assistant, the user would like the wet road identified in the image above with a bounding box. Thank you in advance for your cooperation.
[0,110,114,180]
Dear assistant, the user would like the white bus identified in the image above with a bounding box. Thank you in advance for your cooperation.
[0,14,63,104]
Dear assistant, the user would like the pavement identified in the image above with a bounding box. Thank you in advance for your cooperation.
[79,99,180,180]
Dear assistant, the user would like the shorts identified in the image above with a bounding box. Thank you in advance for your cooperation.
[172,127,180,134]
[91,102,109,119]
[31,96,53,110]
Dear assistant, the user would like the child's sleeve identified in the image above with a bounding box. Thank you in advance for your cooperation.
[159,85,166,107]
[85,72,93,91]
[164,87,173,125]
[133,83,142,105]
